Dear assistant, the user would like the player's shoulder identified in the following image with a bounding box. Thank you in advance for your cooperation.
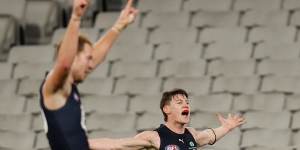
[135,131,160,149]
[186,127,197,133]
[135,130,159,139]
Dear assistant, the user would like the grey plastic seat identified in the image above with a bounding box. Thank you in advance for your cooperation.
[111,61,157,78]
[51,28,100,45]
[0,131,35,149]
[286,95,300,111]
[199,27,247,43]
[82,95,128,114]
[79,78,114,95]
[241,129,291,148]
[258,59,300,76]
[241,10,288,27]
[9,45,55,63]
[261,76,300,94]
[233,94,285,112]
[13,63,52,79]
[95,12,140,29]
[129,95,161,114]
[0,16,18,57]
[248,27,297,43]
[242,111,291,130]
[234,0,281,11]
[163,77,211,95]
[159,60,206,78]
[0,0,26,22]
[0,80,17,96]
[142,12,190,28]
[292,111,300,129]
[149,27,198,44]
[0,63,12,79]
[254,42,300,60]
[290,11,300,26]
[114,77,161,95]
[87,113,136,132]
[293,129,300,147]
[136,113,163,131]
[0,96,26,115]
[190,112,220,129]
[114,27,148,45]
[213,76,260,94]
[18,79,42,96]
[154,43,203,61]
[204,42,253,60]
[184,0,232,12]
[95,12,120,29]
[245,147,294,150]
[208,59,255,76]
[0,114,31,132]
[137,0,182,13]
[86,62,109,78]
[24,0,60,44]
[192,94,233,112]
[88,130,137,139]
[32,114,44,132]
[192,11,239,27]
[283,0,300,10]
[24,96,40,114]
[107,44,153,61]
[213,129,242,150]
[54,0,101,26]
[35,132,49,150]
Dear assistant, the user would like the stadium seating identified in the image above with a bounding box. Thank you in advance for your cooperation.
[0,0,300,149]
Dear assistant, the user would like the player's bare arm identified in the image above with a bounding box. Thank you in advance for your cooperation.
[91,0,138,69]
[188,113,246,147]
[88,137,157,150]
[42,0,89,109]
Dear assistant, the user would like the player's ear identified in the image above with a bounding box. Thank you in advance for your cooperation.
[163,105,171,114]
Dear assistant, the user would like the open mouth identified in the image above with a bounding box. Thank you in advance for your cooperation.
[181,110,189,116]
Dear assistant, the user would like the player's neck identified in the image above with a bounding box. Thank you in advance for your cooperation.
[66,74,75,85]
[165,121,186,134]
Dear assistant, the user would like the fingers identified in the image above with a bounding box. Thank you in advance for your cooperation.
[125,0,134,9]
[238,120,247,126]
[216,113,225,123]
[228,113,232,119]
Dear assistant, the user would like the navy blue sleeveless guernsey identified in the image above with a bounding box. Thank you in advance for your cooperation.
[155,124,198,150]
[39,73,89,150]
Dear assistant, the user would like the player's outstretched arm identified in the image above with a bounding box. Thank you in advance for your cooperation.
[189,113,246,147]
[88,137,156,150]
[44,0,89,94]
[91,0,138,69]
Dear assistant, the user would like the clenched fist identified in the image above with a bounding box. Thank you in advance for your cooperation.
[72,0,90,19]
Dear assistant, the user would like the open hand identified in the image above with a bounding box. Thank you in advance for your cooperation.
[217,113,246,131]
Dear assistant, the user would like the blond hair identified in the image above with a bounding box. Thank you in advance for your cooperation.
[54,34,93,60]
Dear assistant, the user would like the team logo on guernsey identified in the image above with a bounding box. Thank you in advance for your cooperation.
[74,93,79,102]
[165,145,180,150]
[188,141,197,150]
[189,141,194,147]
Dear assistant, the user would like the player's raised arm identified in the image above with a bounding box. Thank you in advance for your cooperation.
[91,0,138,69]
[189,113,246,147]
[44,0,89,94]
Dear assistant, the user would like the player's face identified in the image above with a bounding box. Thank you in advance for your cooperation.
[72,43,94,83]
[166,94,190,125]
